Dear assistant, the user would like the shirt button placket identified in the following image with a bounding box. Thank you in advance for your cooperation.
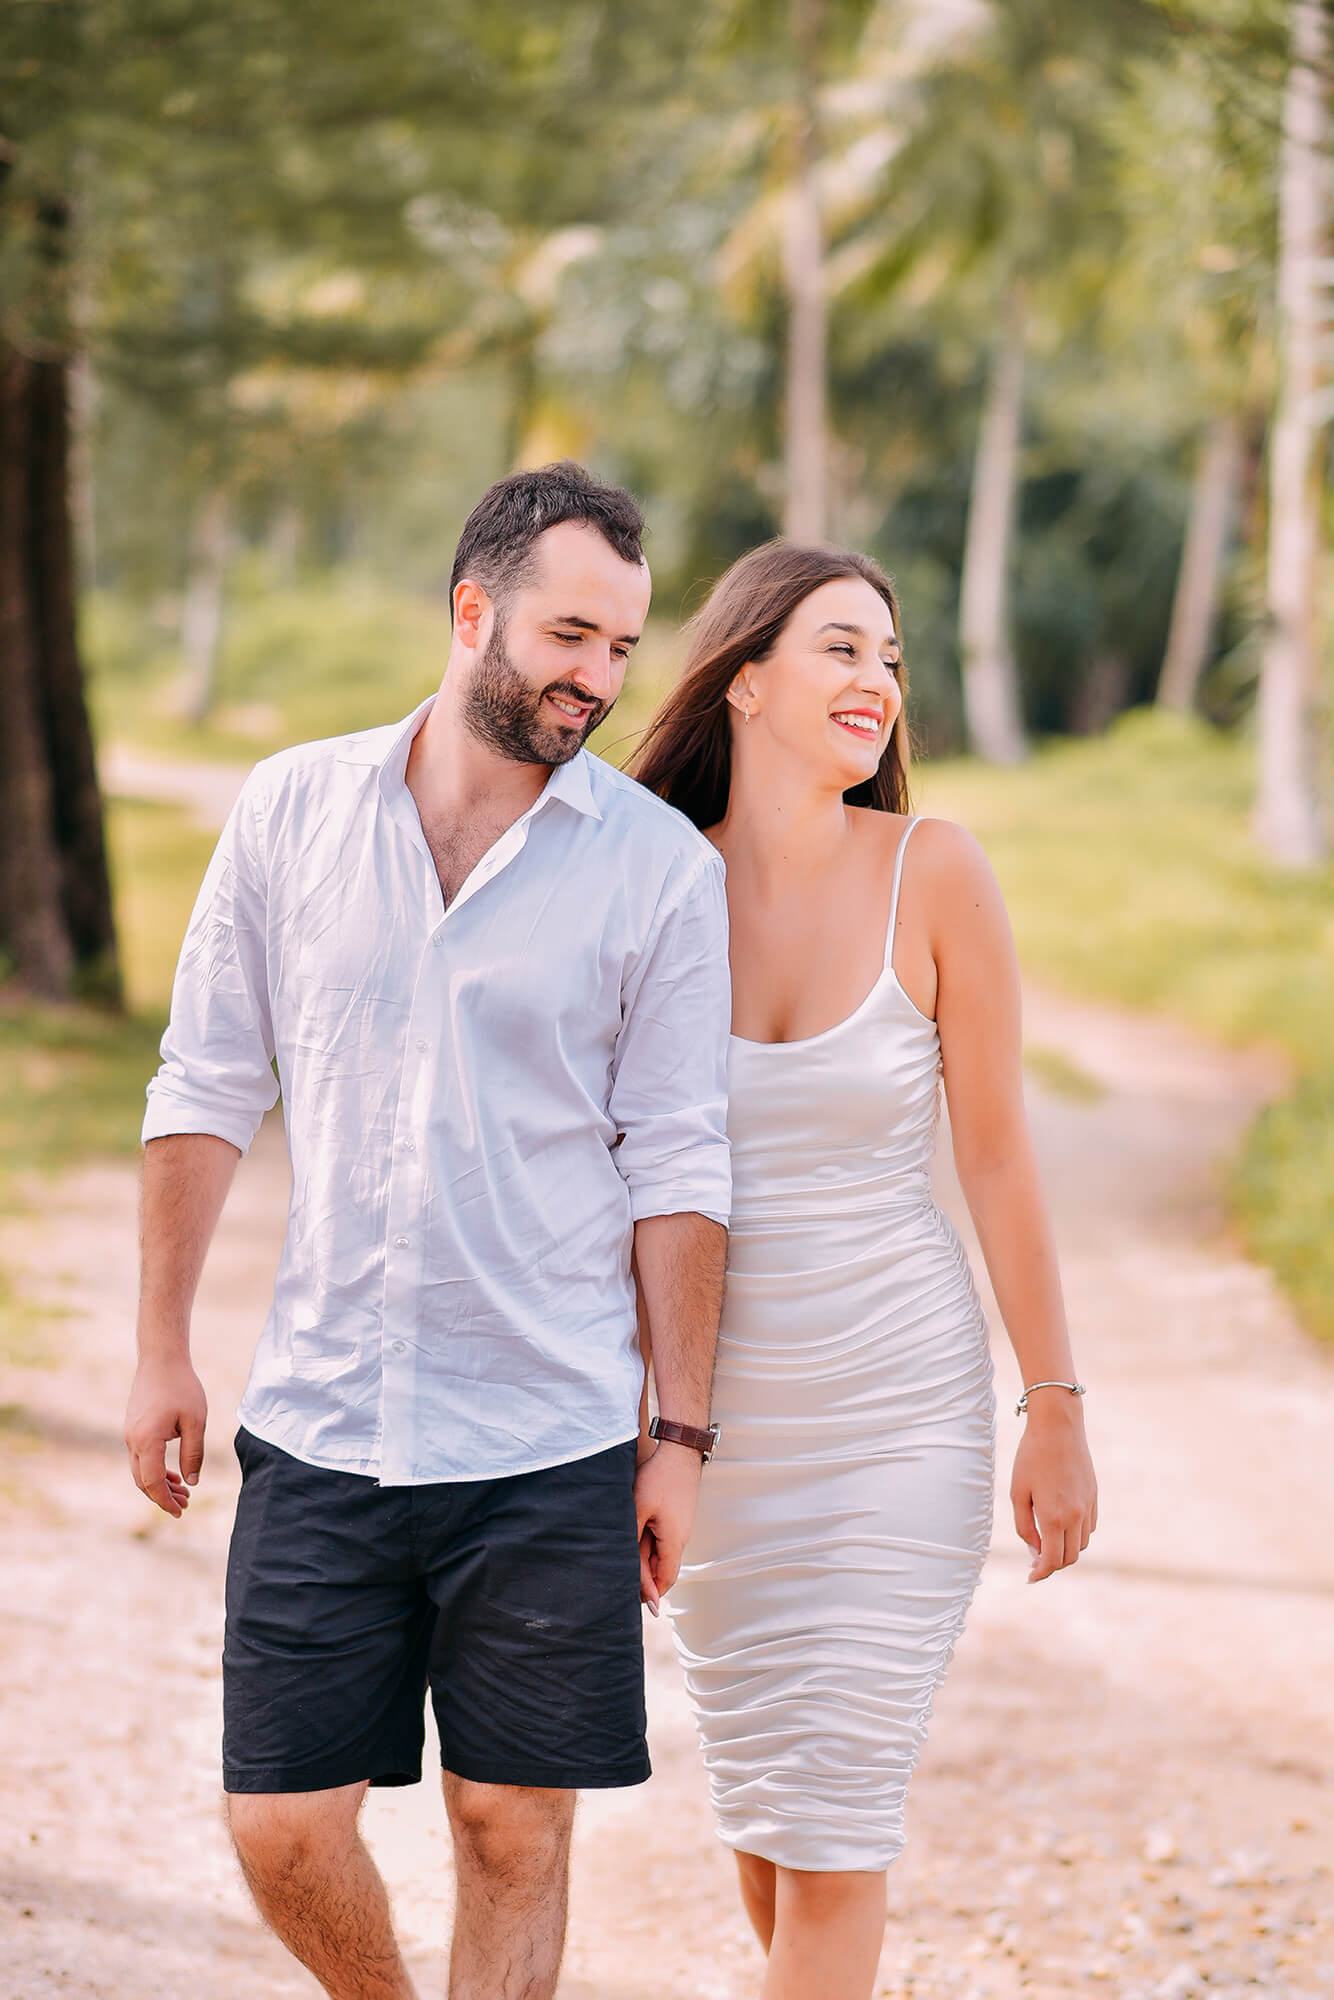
[382,935,439,1484]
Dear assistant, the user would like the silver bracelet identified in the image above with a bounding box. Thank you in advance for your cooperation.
[1015,1379,1086,1416]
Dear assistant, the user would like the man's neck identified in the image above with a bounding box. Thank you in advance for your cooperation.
[406,677,553,824]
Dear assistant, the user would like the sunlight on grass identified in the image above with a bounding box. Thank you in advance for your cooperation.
[1023,1046,1107,1103]
[918,709,1334,1343]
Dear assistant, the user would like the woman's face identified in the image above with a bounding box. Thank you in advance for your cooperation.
[734,577,902,790]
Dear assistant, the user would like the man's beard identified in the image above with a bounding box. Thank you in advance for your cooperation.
[460,615,613,767]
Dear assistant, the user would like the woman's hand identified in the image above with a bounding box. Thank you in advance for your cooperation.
[1011,1398,1098,1582]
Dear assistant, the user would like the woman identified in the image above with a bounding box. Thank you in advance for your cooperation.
[632,542,1097,2000]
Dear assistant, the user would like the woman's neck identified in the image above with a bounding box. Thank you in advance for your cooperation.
[715,746,858,891]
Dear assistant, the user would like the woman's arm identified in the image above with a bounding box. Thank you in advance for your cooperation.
[921,820,1098,1581]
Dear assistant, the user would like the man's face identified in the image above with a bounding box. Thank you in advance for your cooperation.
[461,521,652,766]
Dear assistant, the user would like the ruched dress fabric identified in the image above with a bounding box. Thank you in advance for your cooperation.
[670,818,995,1873]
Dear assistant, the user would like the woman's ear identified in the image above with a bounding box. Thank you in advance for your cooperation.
[726,673,755,718]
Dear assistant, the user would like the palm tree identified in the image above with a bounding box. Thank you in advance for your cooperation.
[1255,0,1328,865]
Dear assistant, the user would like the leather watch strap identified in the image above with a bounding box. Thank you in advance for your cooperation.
[649,1415,721,1462]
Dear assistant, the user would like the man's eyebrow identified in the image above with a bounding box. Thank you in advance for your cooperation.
[816,620,899,649]
[548,613,642,647]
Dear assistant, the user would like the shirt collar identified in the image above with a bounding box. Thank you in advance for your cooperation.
[365,697,603,822]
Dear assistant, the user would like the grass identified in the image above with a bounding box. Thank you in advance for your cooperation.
[918,708,1334,1343]
[0,800,218,1365]
[1022,1046,1107,1103]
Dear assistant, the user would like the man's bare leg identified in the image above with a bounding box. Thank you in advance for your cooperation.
[444,1774,576,2000]
[227,1784,418,2000]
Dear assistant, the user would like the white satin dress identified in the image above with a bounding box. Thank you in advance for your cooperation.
[670,818,995,1873]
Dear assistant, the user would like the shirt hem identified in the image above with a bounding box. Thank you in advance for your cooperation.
[236,1404,641,1486]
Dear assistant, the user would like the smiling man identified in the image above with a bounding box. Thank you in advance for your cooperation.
[123,462,731,2000]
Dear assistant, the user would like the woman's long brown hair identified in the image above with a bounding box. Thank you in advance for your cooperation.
[631,540,911,831]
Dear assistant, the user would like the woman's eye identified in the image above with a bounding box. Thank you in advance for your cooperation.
[831,643,856,658]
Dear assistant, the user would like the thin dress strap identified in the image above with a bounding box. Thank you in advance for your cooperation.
[883,816,921,975]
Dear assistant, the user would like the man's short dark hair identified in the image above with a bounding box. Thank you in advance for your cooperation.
[449,461,646,621]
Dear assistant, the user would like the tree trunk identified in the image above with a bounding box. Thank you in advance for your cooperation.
[782,0,827,544]
[959,293,1028,765]
[30,359,122,998]
[178,486,230,725]
[0,345,74,998]
[1255,0,1327,865]
[1157,411,1244,714]
[0,341,121,1004]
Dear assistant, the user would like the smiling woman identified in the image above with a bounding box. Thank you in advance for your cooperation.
[632,540,911,831]
[633,539,1096,2000]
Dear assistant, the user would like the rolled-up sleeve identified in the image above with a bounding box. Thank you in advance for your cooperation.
[142,772,279,1155]
[609,848,732,1226]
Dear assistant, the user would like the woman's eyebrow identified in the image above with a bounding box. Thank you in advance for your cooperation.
[815,620,899,651]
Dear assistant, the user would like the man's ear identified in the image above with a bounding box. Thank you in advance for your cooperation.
[452,578,491,651]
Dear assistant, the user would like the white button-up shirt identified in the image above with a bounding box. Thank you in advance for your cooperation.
[143,699,732,1485]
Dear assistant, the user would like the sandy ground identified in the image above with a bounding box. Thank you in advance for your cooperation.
[3,916,1333,1996]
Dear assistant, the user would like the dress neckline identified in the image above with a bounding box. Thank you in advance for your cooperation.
[728,816,932,1051]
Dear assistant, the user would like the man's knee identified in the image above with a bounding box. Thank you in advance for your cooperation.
[226,1784,366,1882]
[444,1776,574,1882]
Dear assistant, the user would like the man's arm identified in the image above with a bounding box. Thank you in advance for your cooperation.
[632,1210,727,1611]
[127,773,279,1517]
[124,1133,240,1516]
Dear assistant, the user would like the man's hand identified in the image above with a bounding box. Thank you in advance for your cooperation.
[634,1441,704,1615]
[124,1356,208,1518]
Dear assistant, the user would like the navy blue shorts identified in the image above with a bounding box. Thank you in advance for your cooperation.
[222,1428,649,1795]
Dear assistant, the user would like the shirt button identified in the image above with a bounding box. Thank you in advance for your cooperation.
[390,1340,406,1354]
[393,1235,409,1249]
[402,1137,416,1153]
[416,1038,429,1053]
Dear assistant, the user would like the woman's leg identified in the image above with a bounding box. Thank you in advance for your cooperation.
[757,1863,887,2000]
[735,1851,777,1950]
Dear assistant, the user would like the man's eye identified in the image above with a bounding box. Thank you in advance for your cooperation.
[554,632,581,643]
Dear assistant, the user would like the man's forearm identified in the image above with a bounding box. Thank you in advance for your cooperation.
[632,1211,726,1426]
[138,1132,241,1355]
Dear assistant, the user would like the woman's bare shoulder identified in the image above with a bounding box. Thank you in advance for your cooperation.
[852,808,995,888]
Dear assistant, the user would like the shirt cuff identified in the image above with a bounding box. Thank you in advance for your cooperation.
[627,1177,731,1230]
[141,1086,266,1157]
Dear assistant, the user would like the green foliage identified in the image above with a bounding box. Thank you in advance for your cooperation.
[1236,1074,1334,1344]
[920,708,1334,1342]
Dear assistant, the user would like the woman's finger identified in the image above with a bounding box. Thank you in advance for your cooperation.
[1029,1519,1066,1582]
[1012,1490,1039,1554]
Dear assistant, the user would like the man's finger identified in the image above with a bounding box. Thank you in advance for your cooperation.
[639,1529,660,1616]
[179,1411,206,1488]
[652,1537,684,1598]
[131,1442,184,1518]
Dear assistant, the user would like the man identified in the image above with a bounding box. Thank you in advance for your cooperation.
[123,461,730,2000]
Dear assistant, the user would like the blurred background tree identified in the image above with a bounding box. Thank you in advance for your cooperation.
[0,0,1325,920]
[3,0,1333,1345]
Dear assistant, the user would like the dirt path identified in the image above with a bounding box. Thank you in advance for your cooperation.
[3,972,1333,1997]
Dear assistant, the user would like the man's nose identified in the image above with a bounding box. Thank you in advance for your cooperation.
[574,645,620,702]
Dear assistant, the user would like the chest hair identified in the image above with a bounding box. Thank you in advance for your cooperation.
[416,806,518,907]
